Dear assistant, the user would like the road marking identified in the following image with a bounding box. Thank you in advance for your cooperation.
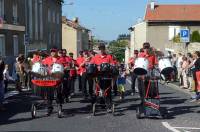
[174,127,200,130]
[162,122,180,132]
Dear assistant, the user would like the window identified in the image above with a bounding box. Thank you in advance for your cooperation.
[48,32,51,46]
[48,9,50,22]
[56,12,59,24]
[28,0,33,39]
[13,2,18,24]
[52,11,55,23]
[169,26,180,40]
[0,34,5,56]
[39,0,43,40]
[0,0,4,18]
[13,35,18,56]
[35,0,38,40]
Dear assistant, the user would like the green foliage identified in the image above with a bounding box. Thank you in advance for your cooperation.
[108,40,128,62]
[173,34,180,43]
[191,31,200,42]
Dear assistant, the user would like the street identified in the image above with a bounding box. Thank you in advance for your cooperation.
[0,79,200,132]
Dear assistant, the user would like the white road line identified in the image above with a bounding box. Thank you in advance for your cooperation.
[126,79,132,84]
[162,122,180,132]
[174,127,200,130]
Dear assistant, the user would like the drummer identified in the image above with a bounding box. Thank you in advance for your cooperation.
[112,55,119,96]
[137,42,158,105]
[42,48,59,115]
[60,49,72,102]
[31,50,41,63]
[68,52,77,97]
[128,50,139,95]
[91,44,114,112]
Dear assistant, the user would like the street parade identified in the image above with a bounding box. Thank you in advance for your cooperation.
[1,0,200,132]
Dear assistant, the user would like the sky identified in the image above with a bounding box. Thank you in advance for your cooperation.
[62,0,200,41]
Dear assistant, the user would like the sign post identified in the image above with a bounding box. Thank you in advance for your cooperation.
[24,34,29,57]
[180,29,190,54]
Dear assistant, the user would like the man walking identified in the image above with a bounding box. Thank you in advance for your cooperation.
[0,56,5,111]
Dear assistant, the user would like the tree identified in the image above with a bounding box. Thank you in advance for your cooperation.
[191,31,200,42]
[108,40,128,62]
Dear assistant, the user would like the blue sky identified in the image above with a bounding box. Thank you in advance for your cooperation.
[62,0,200,40]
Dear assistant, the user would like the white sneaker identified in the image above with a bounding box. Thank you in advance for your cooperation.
[190,99,197,102]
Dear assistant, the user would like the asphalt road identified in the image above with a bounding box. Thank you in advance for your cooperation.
[0,79,200,132]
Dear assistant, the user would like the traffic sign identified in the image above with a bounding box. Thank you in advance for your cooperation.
[180,29,190,43]
[24,34,29,45]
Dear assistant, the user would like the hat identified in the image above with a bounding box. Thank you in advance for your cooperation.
[50,48,58,52]
[79,51,83,54]
[69,52,74,56]
[58,49,63,54]
[98,43,105,49]
[143,42,150,49]
[134,50,138,54]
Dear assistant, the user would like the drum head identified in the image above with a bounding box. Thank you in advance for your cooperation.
[160,67,174,75]
[134,68,147,75]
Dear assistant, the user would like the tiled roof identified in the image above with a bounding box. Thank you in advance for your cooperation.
[145,4,200,21]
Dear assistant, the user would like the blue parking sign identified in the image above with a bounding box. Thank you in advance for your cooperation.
[180,29,190,43]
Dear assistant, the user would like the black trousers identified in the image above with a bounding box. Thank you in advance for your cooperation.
[99,78,112,108]
[131,72,137,93]
[81,73,87,97]
[87,75,94,96]
[112,77,117,95]
[78,75,82,91]
[4,80,8,93]
[70,77,76,94]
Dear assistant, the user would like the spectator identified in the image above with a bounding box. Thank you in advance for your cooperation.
[187,53,195,91]
[177,53,183,86]
[181,56,189,89]
[0,57,5,111]
[172,54,178,81]
[117,64,127,100]
[3,64,12,93]
[191,51,200,102]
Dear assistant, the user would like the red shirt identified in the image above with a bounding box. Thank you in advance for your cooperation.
[42,56,58,67]
[138,52,157,70]
[91,54,113,65]
[76,56,85,75]
[32,55,41,63]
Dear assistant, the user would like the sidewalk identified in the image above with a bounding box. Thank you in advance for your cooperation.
[167,81,195,97]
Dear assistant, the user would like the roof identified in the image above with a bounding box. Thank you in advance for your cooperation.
[145,4,200,21]
[62,16,90,31]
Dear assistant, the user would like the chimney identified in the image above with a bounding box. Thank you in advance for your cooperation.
[73,17,79,24]
[150,1,155,10]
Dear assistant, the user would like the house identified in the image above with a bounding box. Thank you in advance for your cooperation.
[0,0,26,65]
[62,16,91,58]
[130,2,200,54]
[0,0,26,57]
[26,0,63,53]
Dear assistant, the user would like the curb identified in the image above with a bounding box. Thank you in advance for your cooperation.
[165,83,193,96]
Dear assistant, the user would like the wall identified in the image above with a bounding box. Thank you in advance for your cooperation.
[62,23,78,58]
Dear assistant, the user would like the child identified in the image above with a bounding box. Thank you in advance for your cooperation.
[117,64,127,100]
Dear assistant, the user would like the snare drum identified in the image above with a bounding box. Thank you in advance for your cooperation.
[134,58,149,75]
[100,63,111,73]
[51,63,64,78]
[158,58,173,75]
[31,62,48,77]
[86,63,97,75]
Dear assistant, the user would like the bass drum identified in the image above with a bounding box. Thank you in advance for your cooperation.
[86,63,97,76]
[51,63,64,78]
[159,58,174,75]
[100,63,111,73]
[31,62,48,77]
[134,58,149,75]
